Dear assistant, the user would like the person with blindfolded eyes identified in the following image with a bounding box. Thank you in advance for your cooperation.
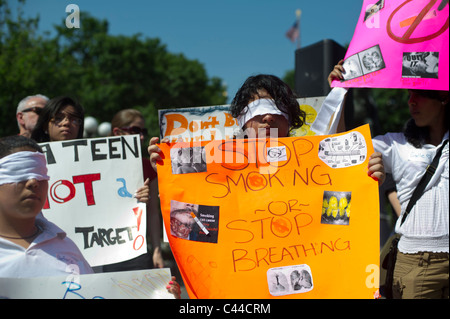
[108,109,164,272]
[0,135,93,277]
[16,95,49,138]
[148,74,385,183]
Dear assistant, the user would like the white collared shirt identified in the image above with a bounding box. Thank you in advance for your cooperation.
[373,132,449,253]
[0,213,93,278]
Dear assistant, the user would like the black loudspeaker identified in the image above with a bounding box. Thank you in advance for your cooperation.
[294,39,347,98]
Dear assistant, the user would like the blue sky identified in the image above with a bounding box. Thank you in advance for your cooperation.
[17,0,363,105]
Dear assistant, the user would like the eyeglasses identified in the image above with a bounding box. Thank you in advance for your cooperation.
[51,113,83,126]
[120,126,148,136]
[21,107,42,115]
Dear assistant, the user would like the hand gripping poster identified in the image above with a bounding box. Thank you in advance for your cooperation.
[332,0,449,90]
[157,125,380,299]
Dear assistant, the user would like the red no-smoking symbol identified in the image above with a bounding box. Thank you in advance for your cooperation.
[387,0,449,44]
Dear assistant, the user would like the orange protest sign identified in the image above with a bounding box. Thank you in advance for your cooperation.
[157,125,380,299]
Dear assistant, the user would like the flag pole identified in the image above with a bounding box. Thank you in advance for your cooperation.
[296,9,302,49]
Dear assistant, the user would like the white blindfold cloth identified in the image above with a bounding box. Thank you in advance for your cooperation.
[237,98,290,128]
[0,151,50,185]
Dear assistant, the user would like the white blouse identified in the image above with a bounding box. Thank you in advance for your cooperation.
[373,132,449,253]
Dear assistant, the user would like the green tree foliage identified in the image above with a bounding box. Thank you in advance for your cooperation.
[282,69,295,92]
[371,88,410,133]
[346,88,410,135]
[0,1,226,138]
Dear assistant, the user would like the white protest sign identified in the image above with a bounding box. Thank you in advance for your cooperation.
[39,135,147,267]
[158,97,326,142]
[0,268,174,299]
[159,104,238,142]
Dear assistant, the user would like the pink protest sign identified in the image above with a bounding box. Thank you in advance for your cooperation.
[333,0,449,91]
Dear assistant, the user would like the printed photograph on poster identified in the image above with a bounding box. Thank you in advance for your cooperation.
[321,191,351,225]
[170,146,207,174]
[402,52,439,79]
[342,45,385,81]
[170,200,219,243]
[318,131,367,168]
[364,0,385,22]
[360,45,385,74]
[341,55,363,80]
[267,145,288,162]
[267,264,314,296]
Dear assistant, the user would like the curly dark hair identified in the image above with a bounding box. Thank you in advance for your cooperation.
[230,74,306,135]
[0,135,43,159]
[404,90,449,148]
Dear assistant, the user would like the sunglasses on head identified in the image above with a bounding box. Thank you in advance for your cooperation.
[21,107,42,115]
[120,126,148,136]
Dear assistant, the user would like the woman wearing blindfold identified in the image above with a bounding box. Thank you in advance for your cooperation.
[148,74,384,183]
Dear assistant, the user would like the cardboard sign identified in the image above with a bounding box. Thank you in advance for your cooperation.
[333,0,449,90]
[159,105,238,143]
[0,269,173,299]
[157,125,380,299]
[158,97,326,143]
[39,135,147,267]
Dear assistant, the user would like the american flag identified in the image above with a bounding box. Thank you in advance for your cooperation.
[285,20,299,43]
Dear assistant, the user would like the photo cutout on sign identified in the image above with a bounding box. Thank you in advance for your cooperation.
[402,52,439,79]
[321,191,351,225]
[318,131,367,168]
[360,45,386,74]
[267,264,314,296]
[364,0,385,22]
[170,200,219,243]
[170,146,207,174]
[342,45,386,81]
